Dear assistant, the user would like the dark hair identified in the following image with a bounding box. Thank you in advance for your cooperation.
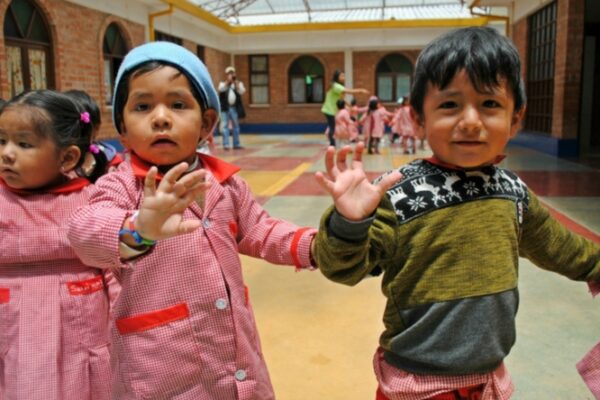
[336,99,346,110]
[350,98,357,106]
[113,61,206,133]
[368,98,378,112]
[332,69,343,84]
[1,89,107,182]
[64,89,101,128]
[410,26,526,118]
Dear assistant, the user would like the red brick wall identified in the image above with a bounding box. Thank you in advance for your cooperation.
[0,0,145,139]
[512,17,528,86]
[552,0,584,139]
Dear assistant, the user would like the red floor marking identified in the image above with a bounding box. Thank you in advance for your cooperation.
[516,171,600,197]
[541,200,600,245]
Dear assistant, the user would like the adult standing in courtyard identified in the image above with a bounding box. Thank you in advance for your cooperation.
[321,69,368,146]
[218,66,246,150]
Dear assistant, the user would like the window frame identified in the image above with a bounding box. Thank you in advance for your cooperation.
[249,54,269,105]
[375,53,413,103]
[102,22,128,105]
[288,55,324,104]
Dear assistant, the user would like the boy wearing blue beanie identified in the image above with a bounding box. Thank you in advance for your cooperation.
[68,42,316,399]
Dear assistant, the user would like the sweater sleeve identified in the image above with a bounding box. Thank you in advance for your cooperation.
[67,170,140,270]
[519,189,600,282]
[314,196,399,286]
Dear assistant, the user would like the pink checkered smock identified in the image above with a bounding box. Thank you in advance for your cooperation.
[577,282,600,399]
[0,178,111,400]
[68,153,316,400]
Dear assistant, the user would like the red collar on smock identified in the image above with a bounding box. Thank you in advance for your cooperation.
[0,176,90,195]
[423,155,506,171]
[130,152,240,184]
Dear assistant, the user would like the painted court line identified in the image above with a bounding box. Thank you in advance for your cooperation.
[258,162,313,197]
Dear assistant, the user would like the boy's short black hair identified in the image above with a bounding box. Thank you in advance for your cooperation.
[410,26,526,118]
[336,99,346,110]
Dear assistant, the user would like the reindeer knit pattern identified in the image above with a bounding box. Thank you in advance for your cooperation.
[316,158,600,377]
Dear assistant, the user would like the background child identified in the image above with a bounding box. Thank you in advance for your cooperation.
[67,42,316,400]
[334,99,353,147]
[390,96,417,154]
[0,90,111,399]
[348,98,362,143]
[360,96,393,155]
[314,27,600,400]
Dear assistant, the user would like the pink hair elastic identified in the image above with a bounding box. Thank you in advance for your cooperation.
[89,144,100,154]
[80,112,91,124]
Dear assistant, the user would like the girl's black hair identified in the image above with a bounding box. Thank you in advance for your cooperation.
[1,89,107,182]
[65,89,101,128]
[410,26,526,118]
[368,98,378,112]
[350,98,357,106]
[336,99,346,110]
[332,69,343,84]
[113,61,206,134]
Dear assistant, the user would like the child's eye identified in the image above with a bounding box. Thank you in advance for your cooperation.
[19,142,33,149]
[439,101,457,109]
[133,103,150,112]
[0,138,6,145]
[172,101,186,110]
[482,99,501,108]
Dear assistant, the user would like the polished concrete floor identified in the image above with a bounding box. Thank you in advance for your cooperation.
[213,134,600,400]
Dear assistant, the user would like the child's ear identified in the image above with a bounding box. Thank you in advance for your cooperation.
[509,106,526,138]
[201,109,218,135]
[412,111,426,139]
[60,145,82,173]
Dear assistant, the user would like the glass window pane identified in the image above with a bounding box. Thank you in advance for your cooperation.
[291,77,306,103]
[251,74,268,85]
[7,46,24,97]
[28,48,46,90]
[29,12,49,43]
[252,86,268,104]
[396,75,411,99]
[4,12,20,38]
[377,75,393,102]
[313,77,323,103]
[251,56,267,72]
[104,58,113,104]
[12,0,34,37]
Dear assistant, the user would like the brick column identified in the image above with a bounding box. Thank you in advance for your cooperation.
[552,0,584,139]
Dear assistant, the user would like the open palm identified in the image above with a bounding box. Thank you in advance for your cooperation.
[315,143,401,221]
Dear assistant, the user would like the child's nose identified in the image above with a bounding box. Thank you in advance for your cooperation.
[0,143,16,163]
[458,106,483,133]
[151,105,172,130]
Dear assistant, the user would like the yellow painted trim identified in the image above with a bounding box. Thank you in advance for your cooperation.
[160,0,231,31]
[258,162,312,197]
[149,4,174,41]
[228,17,490,33]
[158,0,490,34]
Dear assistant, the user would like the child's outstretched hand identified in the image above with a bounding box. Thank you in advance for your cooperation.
[315,142,401,221]
[135,162,210,241]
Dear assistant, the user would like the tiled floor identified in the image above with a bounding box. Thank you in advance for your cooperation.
[215,134,600,400]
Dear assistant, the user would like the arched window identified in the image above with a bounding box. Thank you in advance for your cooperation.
[376,54,413,103]
[103,23,128,104]
[4,0,53,97]
[288,56,324,104]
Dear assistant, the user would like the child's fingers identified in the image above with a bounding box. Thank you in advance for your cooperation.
[143,167,158,198]
[335,145,353,172]
[314,171,335,195]
[323,146,337,178]
[376,171,403,194]
[160,162,189,191]
[177,219,202,235]
[351,142,365,166]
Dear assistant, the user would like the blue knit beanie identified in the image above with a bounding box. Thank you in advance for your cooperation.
[112,41,219,134]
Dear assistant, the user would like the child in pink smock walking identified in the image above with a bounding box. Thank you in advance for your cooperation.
[68,42,316,400]
[360,97,393,154]
[0,90,112,400]
[334,99,353,147]
[391,97,418,154]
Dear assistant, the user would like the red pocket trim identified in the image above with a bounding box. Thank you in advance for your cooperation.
[116,303,189,335]
[244,285,249,306]
[0,288,9,303]
[291,227,311,269]
[67,275,104,296]
[229,220,238,238]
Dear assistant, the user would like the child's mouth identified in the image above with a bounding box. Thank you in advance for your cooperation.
[151,138,176,147]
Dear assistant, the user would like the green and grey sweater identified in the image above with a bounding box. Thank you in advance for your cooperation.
[315,159,600,376]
